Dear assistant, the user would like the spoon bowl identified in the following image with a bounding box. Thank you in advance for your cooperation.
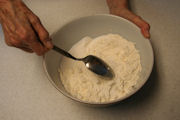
[82,55,114,79]
[53,45,114,79]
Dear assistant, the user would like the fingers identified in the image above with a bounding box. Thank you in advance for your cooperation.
[1,0,50,56]
[21,6,52,55]
[14,1,53,55]
[18,46,33,53]
[132,16,150,38]
[28,36,49,55]
[110,8,150,38]
[27,15,53,49]
[26,14,53,55]
[20,2,53,49]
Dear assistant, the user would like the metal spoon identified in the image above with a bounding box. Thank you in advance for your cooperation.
[53,45,114,79]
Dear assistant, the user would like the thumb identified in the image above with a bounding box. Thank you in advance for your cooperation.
[111,9,150,38]
[132,16,150,38]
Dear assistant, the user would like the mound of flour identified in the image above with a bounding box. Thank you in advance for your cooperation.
[59,34,141,103]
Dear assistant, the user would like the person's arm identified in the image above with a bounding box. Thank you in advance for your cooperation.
[0,0,53,55]
[106,0,150,38]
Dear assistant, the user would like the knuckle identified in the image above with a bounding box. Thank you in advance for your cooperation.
[145,23,150,29]
[136,16,142,19]
[142,22,150,30]
[19,32,27,40]
[40,31,49,40]
[35,47,45,56]
[31,15,40,24]
[16,27,29,40]
[19,33,28,40]
[10,39,22,46]
[133,16,141,21]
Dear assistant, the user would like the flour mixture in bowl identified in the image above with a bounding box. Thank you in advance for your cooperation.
[59,34,142,103]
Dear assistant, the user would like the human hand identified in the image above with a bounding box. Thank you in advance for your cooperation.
[0,0,53,55]
[107,0,150,38]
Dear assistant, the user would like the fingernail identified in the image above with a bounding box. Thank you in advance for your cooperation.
[46,41,53,49]
[145,31,150,38]
[141,28,150,39]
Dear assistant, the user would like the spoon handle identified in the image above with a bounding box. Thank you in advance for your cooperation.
[53,45,78,60]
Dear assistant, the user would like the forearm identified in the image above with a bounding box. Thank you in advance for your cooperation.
[106,0,150,38]
[106,0,135,20]
[106,0,128,9]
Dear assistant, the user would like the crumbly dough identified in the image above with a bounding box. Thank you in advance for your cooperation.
[59,34,142,103]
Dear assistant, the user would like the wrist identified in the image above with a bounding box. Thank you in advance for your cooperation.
[0,0,19,2]
[0,0,20,5]
[107,0,128,10]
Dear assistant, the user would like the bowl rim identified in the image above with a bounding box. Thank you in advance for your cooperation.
[43,14,154,105]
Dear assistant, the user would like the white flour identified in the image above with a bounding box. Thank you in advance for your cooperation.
[59,34,142,103]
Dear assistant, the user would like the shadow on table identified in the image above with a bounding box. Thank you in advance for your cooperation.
[107,60,159,109]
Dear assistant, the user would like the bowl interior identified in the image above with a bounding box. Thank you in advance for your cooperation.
[44,14,154,105]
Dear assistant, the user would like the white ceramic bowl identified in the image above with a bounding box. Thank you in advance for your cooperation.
[43,14,154,106]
